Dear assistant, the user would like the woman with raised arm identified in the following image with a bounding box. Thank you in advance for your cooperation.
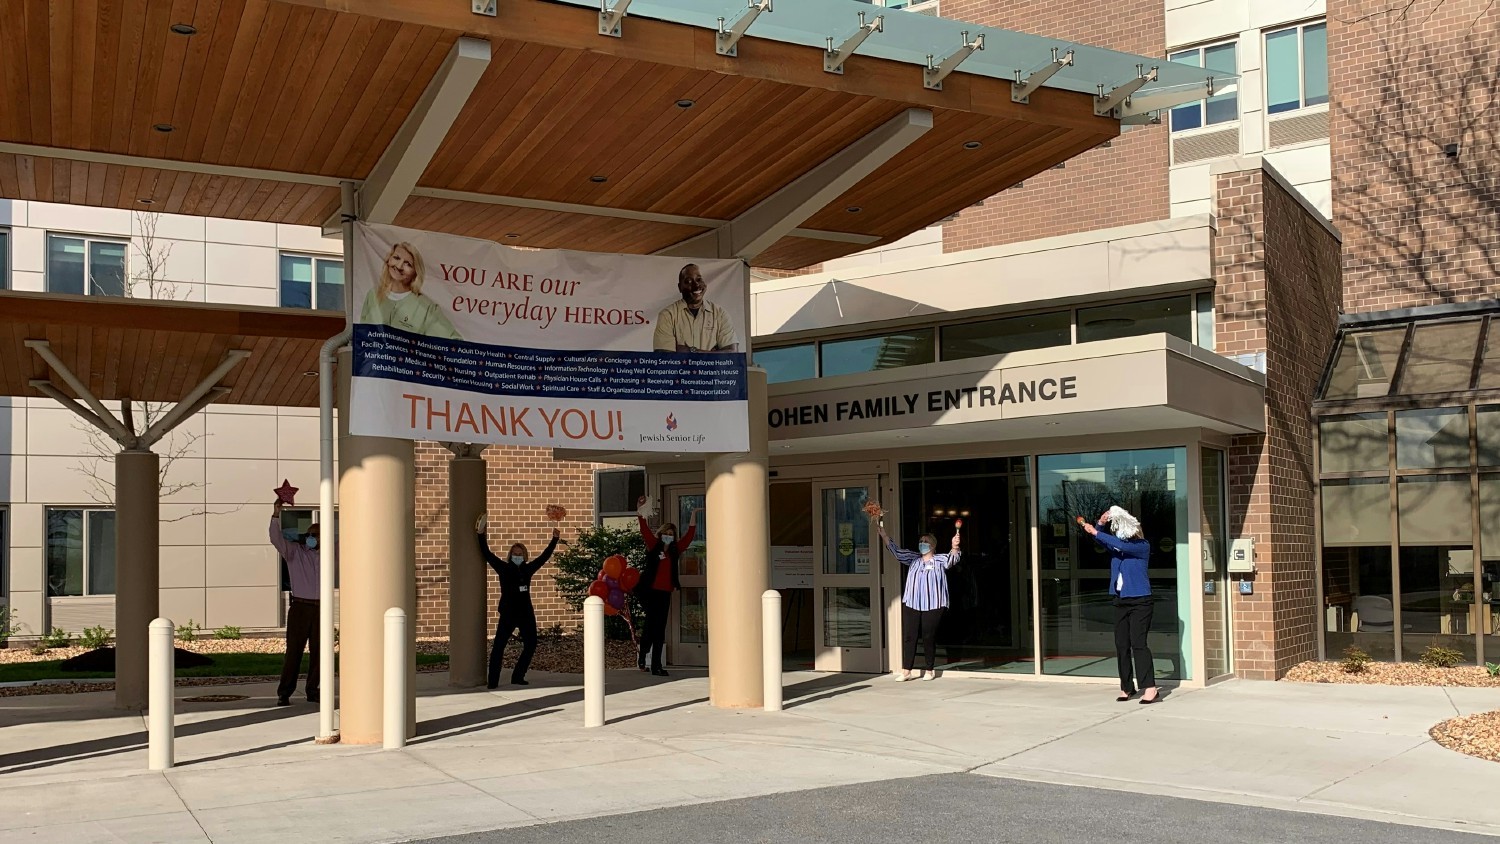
[476,514,560,688]
[1080,506,1159,704]
[633,495,698,677]
[879,524,961,682]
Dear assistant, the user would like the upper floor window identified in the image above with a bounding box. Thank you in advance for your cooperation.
[46,508,116,597]
[1076,295,1194,345]
[821,328,936,378]
[46,234,127,296]
[1169,41,1238,131]
[279,253,344,311]
[756,344,818,384]
[1266,22,1328,115]
[0,228,9,289]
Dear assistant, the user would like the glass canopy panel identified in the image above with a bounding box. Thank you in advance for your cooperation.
[1322,327,1407,401]
[556,0,1230,102]
[1397,319,1482,394]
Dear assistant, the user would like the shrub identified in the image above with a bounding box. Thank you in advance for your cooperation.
[40,627,71,649]
[1485,662,1500,678]
[29,644,49,656]
[1340,646,1372,674]
[0,606,19,645]
[213,625,243,640]
[1419,644,1464,669]
[79,625,114,649]
[175,619,202,642]
[551,524,647,641]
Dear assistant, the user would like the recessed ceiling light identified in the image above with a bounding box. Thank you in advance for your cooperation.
[136,198,155,205]
[303,371,318,377]
[504,233,520,239]
[589,175,608,183]
[153,123,175,133]
[170,23,197,35]
[845,206,862,213]
[675,99,695,109]
[963,140,982,150]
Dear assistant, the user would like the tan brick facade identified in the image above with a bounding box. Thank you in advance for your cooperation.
[1214,161,1343,679]
[1329,0,1500,312]
[939,0,1170,251]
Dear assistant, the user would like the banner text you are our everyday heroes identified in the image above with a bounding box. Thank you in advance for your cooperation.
[441,263,646,331]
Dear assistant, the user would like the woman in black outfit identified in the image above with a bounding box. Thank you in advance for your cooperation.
[633,496,699,677]
[477,514,560,688]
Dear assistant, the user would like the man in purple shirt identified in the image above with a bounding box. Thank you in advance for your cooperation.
[270,499,324,706]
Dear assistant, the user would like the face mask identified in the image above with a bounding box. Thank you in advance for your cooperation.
[661,534,675,544]
[305,536,319,550]
[918,543,932,554]
[510,554,526,565]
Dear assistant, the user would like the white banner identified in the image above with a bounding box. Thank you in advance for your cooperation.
[348,223,748,451]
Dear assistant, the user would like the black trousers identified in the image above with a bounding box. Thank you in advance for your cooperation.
[901,604,945,671]
[489,599,539,685]
[638,589,672,670]
[278,598,320,701]
[1114,596,1157,692]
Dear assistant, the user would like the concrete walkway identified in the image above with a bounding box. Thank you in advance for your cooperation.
[1,670,1498,843]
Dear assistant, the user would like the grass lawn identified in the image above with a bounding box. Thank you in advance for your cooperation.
[0,652,448,684]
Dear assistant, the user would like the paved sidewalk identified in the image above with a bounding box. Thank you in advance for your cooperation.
[1,669,1499,843]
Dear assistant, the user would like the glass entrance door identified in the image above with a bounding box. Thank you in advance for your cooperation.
[667,488,708,666]
[813,481,883,672]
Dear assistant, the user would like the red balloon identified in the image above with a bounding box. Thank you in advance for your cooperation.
[604,603,620,616]
[587,580,610,600]
[602,555,627,580]
[620,567,641,591]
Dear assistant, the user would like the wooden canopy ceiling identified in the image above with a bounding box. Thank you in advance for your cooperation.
[0,0,1119,269]
[0,291,343,407]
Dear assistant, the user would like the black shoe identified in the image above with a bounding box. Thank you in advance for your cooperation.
[651,668,670,677]
[1140,688,1161,704]
[486,681,499,690]
[638,654,647,672]
[276,697,291,707]
[307,695,319,704]
[511,678,530,686]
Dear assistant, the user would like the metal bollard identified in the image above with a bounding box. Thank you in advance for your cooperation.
[583,596,605,728]
[762,590,782,712]
[148,617,174,770]
[383,608,407,750]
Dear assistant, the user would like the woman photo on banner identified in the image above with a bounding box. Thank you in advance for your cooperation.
[475,513,559,688]
[359,240,463,340]
[633,495,698,677]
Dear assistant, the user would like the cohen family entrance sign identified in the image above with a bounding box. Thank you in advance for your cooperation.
[348,223,749,451]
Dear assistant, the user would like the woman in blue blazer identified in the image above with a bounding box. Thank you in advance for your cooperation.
[1081,507,1159,704]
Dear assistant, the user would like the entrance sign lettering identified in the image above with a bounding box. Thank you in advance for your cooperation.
[348,223,748,451]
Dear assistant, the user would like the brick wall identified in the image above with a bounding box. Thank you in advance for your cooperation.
[939,0,1170,251]
[413,442,609,638]
[1329,0,1500,312]
[1214,161,1342,679]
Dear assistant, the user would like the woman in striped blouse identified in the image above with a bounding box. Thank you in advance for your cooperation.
[879,524,961,682]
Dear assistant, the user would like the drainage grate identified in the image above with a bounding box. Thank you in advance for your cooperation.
[182,694,249,703]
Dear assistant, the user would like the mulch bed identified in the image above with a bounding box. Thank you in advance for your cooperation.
[1432,712,1500,763]
[0,635,640,698]
[1284,660,1500,687]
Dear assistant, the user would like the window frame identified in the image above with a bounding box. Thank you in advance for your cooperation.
[1166,39,1240,134]
[1263,20,1329,117]
[44,506,117,598]
[595,468,646,528]
[45,232,131,297]
[278,251,346,311]
[0,227,10,290]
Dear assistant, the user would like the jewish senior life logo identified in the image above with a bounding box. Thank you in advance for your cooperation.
[665,413,678,432]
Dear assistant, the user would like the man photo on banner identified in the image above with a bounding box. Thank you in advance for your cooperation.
[359,240,463,340]
[653,263,739,353]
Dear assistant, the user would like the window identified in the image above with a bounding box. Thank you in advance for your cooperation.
[276,508,339,590]
[1194,292,1216,352]
[1396,408,1469,470]
[280,254,345,311]
[1076,296,1193,344]
[1266,22,1328,115]
[596,468,646,529]
[1321,413,1389,474]
[756,344,817,385]
[45,508,116,597]
[0,228,10,289]
[1169,41,1238,131]
[941,310,1071,361]
[1321,327,1407,401]
[820,329,935,378]
[46,234,127,296]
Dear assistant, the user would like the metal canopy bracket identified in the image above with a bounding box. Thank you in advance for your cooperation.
[1119,77,1232,119]
[717,0,773,57]
[599,0,633,37]
[1095,64,1159,118]
[1011,48,1074,104]
[924,31,986,91]
[471,0,496,16]
[824,11,883,75]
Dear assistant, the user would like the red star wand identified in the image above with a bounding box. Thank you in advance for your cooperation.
[274,480,299,505]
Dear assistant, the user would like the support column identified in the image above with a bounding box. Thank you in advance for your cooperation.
[115,449,160,710]
[338,348,417,743]
[447,451,488,688]
[705,368,769,708]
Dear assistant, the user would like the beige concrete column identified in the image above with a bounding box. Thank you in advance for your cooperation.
[705,368,769,708]
[114,448,160,710]
[448,453,488,688]
[337,348,417,743]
